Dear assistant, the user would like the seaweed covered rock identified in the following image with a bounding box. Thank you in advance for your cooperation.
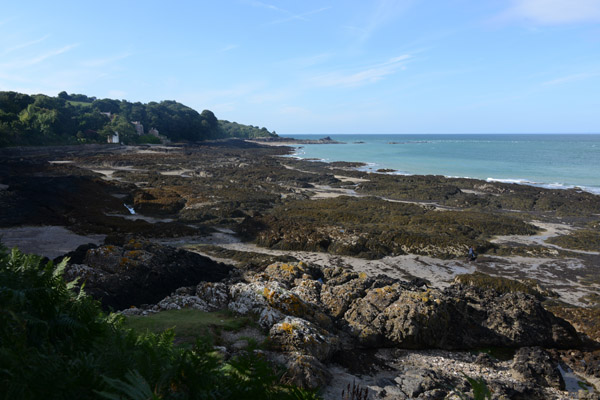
[555,349,600,381]
[510,347,565,390]
[132,187,187,215]
[238,196,540,259]
[342,283,581,350]
[453,272,558,300]
[476,288,579,348]
[65,239,232,310]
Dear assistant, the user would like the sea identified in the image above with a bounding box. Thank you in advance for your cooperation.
[283,134,600,195]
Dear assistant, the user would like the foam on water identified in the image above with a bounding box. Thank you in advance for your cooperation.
[287,134,600,195]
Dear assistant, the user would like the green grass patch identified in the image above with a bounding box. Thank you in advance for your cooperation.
[67,100,92,107]
[124,309,254,339]
[472,347,516,361]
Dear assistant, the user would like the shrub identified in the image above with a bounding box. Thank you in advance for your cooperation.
[0,246,320,400]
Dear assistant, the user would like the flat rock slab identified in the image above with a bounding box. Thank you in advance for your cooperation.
[0,226,105,259]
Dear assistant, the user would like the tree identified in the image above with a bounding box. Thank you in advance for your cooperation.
[0,91,34,114]
[92,98,121,114]
[99,115,136,143]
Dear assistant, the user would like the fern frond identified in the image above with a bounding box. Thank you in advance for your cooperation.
[96,370,160,400]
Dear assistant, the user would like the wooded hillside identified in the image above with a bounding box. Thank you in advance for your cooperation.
[0,91,277,146]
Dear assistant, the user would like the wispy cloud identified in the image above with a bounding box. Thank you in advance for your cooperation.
[348,0,415,45]
[502,0,600,25]
[247,1,286,13]
[309,55,412,88]
[277,52,334,69]
[266,7,331,25]
[542,72,600,85]
[178,82,266,111]
[0,43,78,69]
[3,35,50,54]
[80,52,131,68]
[247,1,331,25]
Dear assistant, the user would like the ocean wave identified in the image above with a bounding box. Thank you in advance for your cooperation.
[486,178,600,195]
[486,178,532,185]
[287,152,600,195]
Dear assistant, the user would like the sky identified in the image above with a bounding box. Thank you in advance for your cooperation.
[1,0,599,134]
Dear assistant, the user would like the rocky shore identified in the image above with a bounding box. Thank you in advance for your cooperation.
[1,141,599,399]
[248,135,344,145]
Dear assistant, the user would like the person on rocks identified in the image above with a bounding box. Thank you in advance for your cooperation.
[467,245,477,261]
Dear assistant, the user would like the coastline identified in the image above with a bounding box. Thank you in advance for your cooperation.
[281,133,600,196]
[1,142,599,399]
[2,142,599,306]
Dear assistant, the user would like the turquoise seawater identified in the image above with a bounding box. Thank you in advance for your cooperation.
[284,134,600,195]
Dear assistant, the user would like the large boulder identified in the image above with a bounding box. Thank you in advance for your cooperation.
[342,283,582,350]
[269,316,340,361]
[228,281,285,329]
[64,239,232,310]
[449,285,581,349]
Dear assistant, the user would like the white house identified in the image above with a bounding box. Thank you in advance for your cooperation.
[107,131,119,144]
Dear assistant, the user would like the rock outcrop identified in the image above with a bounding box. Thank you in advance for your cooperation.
[342,282,580,350]
[105,263,596,399]
[64,239,232,310]
[510,347,565,390]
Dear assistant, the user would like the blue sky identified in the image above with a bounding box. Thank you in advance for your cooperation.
[1,0,599,134]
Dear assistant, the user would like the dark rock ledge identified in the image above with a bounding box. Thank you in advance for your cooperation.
[63,248,599,398]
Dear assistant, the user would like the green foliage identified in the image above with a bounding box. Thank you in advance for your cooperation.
[219,119,277,138]
[123,308,254,340]
[0,246,321,400]
[136,134,162,144]
[99,115,137,144]
[96,370,160,400]
[0,90,277,147]
[451,373,492,400]
[59,91,97,103]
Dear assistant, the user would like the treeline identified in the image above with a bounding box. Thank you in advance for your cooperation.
[220,120,277,139]
[0,91,277,147]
